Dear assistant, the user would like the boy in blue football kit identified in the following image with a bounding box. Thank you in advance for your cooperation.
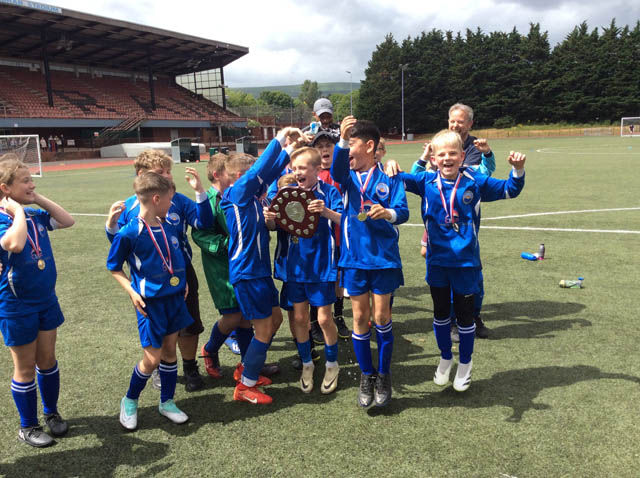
[108,172,194,430]
[331,116,409,408]
[0,156,75,447]
[222,127,309,405]
[394,130,526,392]
[264,147,343,394]
[106,150,213,392]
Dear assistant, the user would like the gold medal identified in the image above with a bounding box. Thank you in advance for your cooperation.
[292,236,299,244]
[37,259,45,270]
[170,276,180,287]
[452,223,460,233]
[357,211,367,222]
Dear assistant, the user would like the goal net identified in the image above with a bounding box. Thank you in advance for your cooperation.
[0,135,42,177]
[620,117,640,137]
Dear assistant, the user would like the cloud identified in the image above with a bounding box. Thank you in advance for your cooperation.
[49,0,640,88]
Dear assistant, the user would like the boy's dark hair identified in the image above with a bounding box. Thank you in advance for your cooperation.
[133,171,175,204]
[351,120,380,154]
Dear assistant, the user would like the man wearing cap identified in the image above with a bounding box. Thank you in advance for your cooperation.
[303,98,340,142]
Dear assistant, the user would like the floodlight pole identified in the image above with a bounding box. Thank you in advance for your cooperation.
[346,70,353,115]
[400,63,409,141]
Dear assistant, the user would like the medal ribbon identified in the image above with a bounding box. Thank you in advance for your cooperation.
[354,166,377,213]
[139,217,173,275]
[0,208,41,257]
[436,172,462,225]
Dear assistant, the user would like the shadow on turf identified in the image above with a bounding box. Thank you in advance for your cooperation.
[480,300,590,340]
[365,365,640,421]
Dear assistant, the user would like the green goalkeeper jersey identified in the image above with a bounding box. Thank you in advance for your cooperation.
[191,186,238,311]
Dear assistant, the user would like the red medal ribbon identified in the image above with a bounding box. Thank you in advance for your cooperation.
[436,172,462,225]
[354,166,377,213]
[139,216,173,275]
[0,208,41,258]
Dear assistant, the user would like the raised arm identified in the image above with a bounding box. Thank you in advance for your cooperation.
[34,193,74,229]
[479,151,526,201]
[0,197,27,253]
[330,116,357,185]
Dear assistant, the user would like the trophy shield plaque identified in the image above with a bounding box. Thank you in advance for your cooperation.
[269,187,320,239]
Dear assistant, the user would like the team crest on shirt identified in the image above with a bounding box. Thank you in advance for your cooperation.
[170,236,180,249]
[37,223,46,236]
[166,212,180,225]
[462,190,474,204]
[375,182,390,200]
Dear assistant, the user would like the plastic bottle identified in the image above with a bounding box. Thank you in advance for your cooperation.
[538,243,545,259]
[309,122,319,135]
[521,252,539,261]
[559,277,584,289]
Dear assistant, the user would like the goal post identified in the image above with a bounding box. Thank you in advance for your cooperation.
[620,117,640,137]
[0,135,42,177]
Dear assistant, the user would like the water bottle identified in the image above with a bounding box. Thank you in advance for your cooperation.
[521,252,538,261]
[559,277,584,289]
[538,243,545,259]
[309,122,319,135]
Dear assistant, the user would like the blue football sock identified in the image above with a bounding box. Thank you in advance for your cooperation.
[36,361,60,415]
[235,327,254,361]
[11,379,38,428]
[352,331,375,375]
[458,323,476,364]
[242,337,269,382]
[375,321,394,375]
[126,364,150,400]
[296,339,313,364]
[159,360,178,403]
[324,341,338,364]
[205,322,229,354]
[433,317,453,360]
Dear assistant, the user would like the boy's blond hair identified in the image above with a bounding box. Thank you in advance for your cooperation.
[0,155,29,194]
[133,149,173,174]
[133,171,175,204]
[430,129,463,154]
[277,173,297,189]
[226,152,255,176]
[290,147,321,168]
[207,152,229,183]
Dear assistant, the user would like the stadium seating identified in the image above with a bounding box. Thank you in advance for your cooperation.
[0,65,233,122]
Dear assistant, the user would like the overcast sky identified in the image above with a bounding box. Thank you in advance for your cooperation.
[49,0,640,88]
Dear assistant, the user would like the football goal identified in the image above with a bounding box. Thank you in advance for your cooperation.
[0,135,42,177]
[620,117,640,137]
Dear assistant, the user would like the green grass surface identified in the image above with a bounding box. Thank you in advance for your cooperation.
[0,136,639,477]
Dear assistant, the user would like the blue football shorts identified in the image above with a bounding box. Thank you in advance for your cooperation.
[136,293,194,349]
[288,281,336,307]
[0,299,64,347]
[342,267,403,296]
[279,282,293,312]
[234,277,279,320]
[426,264,482,296]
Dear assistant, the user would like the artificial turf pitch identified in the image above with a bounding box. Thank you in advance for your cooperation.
[0,135,638,477]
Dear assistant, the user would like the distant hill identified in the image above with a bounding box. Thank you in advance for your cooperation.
[230,82,359,98]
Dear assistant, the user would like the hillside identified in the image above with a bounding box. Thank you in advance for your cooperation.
[230,82,359,98]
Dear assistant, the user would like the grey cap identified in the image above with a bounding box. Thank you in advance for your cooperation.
[313,98,333,116]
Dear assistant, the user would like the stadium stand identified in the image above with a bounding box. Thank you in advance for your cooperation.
[0,1,250,153]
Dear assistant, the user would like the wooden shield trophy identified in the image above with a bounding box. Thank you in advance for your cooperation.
[269,187,320,239]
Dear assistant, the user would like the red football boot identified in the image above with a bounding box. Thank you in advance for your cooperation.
[233,363,272,386]
[233,382,273,404]
[200,345,222,379]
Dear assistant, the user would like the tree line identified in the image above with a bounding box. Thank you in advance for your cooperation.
[358,20,640,133]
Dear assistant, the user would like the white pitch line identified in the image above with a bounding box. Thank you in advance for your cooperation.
[481,225,640,234]
[483,207,640,221]
[400,223,640,234]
